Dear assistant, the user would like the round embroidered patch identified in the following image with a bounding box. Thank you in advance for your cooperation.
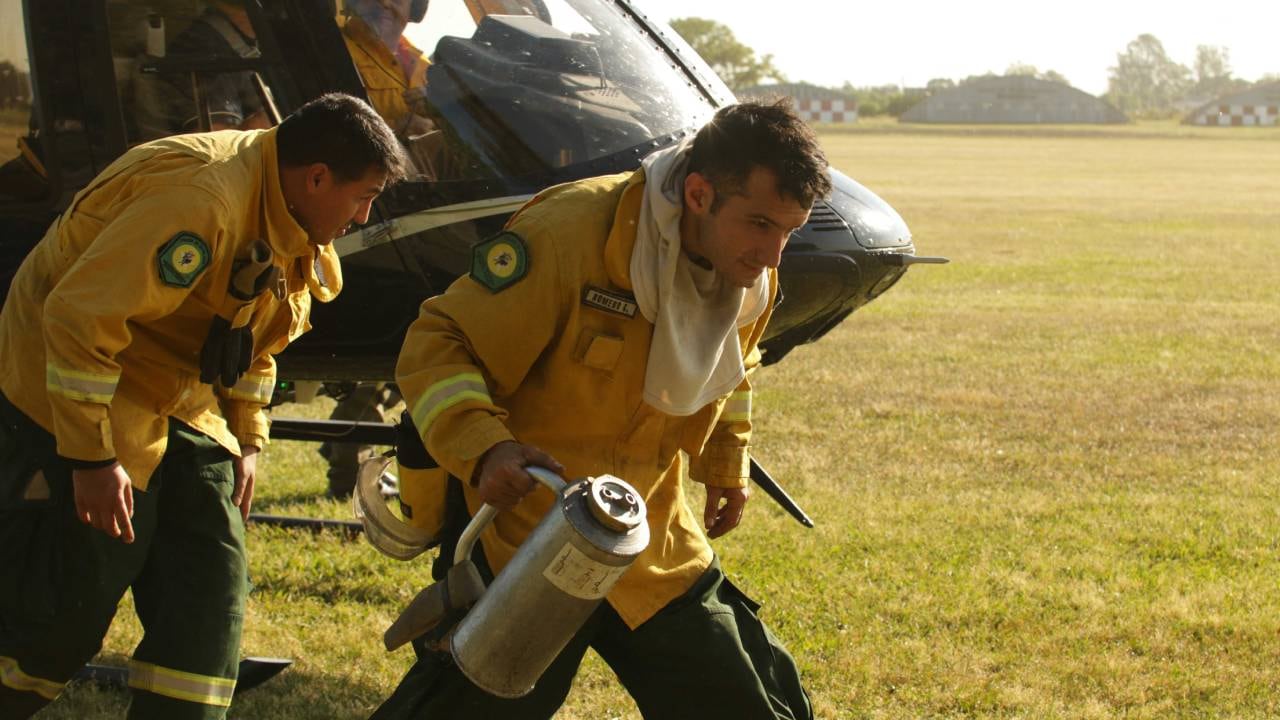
[157,232,211,288]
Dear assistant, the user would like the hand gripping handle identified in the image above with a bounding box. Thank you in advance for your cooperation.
[452,466,567,567]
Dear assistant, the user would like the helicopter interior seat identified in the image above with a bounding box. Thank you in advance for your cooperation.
[105,0,210,143]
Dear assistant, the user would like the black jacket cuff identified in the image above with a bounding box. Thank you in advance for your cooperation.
[60,455,118,470]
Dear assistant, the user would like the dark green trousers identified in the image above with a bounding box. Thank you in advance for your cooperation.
[0,394,246,719]
[370,479,812,720]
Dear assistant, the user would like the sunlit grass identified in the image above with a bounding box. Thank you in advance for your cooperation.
[43,123,1280,718]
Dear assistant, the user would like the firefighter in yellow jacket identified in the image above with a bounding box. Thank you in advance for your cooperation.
[340,0,430,136]
[0,93,405,719]
[375,101,831,719]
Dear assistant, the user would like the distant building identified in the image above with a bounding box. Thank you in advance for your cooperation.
[738,82,858,123]
[900,75,1127,124]
[1184,82,1280,126]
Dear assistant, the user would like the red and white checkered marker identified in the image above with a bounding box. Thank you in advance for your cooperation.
[1190,104,1279,127]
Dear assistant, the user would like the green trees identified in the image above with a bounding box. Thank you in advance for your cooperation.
[1105,34,1191,116]
[665,18,1276,120]
[1190,45,1251,100]
[668,17,785,91]
[1004,63,1070,85]
[1104,34,1272,117]
[0,61,31,109]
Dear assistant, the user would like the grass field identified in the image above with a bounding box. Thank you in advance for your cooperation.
[42,121,1280,718]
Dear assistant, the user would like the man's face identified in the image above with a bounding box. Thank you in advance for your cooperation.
[295,165,388,246]
[356,0,413,36]
[685,167,811,289]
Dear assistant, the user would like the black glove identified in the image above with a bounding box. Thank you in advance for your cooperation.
[199,316,254,388]
[199,316,230,386]
[395,409,437,470]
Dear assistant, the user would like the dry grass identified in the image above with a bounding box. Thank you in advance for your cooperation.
[38,122,1280,719]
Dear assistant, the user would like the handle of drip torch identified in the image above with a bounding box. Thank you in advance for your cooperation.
[229,239,276,300]
[453,467,567,567]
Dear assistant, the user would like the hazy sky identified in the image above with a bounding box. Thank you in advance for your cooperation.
[629,0,1279,96]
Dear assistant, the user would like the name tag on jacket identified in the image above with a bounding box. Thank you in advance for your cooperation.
[581,286,638,319]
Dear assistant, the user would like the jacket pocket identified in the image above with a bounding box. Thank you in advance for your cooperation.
[573,330,624,373]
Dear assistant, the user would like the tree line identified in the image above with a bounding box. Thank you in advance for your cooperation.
[1105,35,1275,118]
[0,61,31,110]
[669,18,1278,119]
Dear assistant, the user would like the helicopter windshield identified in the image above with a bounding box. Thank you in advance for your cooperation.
[97,0,720,188]
[339,0,718,184]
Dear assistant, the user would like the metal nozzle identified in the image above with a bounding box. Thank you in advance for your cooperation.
[587,475,644,533]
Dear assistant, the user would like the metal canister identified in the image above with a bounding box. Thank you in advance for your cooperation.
[449,467,649,698]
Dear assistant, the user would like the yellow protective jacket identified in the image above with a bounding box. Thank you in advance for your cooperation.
[396,169,774,628]
[341,15,430,135]
[0,128,341,490]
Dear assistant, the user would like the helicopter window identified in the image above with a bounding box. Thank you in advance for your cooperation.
[106,0,278,144]
[340,0,716,184]
[0,0,46,202]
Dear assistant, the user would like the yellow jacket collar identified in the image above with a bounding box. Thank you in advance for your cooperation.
[260,128,309,259]
[259,128,342,302]
[308,244,343,303]
[604,169,647,291]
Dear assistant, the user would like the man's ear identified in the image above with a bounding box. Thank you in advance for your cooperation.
[684,172,715,215]
[305,163,332,195]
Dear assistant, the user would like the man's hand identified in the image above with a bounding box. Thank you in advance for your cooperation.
[474,441,565,511]
[232,445,259,521]
[704,485,750,539]
[73,463,135,543]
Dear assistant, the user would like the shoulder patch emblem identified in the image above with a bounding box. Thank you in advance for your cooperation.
[582,286,638,318]
[470,231,528,293]
[157,232,210,288]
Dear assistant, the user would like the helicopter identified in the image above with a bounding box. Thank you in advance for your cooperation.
[2,0,945,692]
[0,0,943,516]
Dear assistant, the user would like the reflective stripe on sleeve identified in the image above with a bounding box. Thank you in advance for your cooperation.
[721,390,751,423]
[223,373,275,404]
[410,372,492,436]
[45,363,120,404]
[0,655,66,701]
[127,660,236,707]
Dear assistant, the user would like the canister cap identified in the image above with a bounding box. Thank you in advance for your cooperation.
[586,475,644,533]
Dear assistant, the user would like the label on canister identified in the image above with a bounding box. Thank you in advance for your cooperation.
[542,543,629,600]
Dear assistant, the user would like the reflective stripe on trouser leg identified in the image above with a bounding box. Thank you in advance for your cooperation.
[127,661,235,707]
[0,391,161,720]
[126,420,244,720]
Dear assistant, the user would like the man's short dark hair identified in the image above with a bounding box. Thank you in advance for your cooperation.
[687,100,831,210]
[277,93,408,184]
